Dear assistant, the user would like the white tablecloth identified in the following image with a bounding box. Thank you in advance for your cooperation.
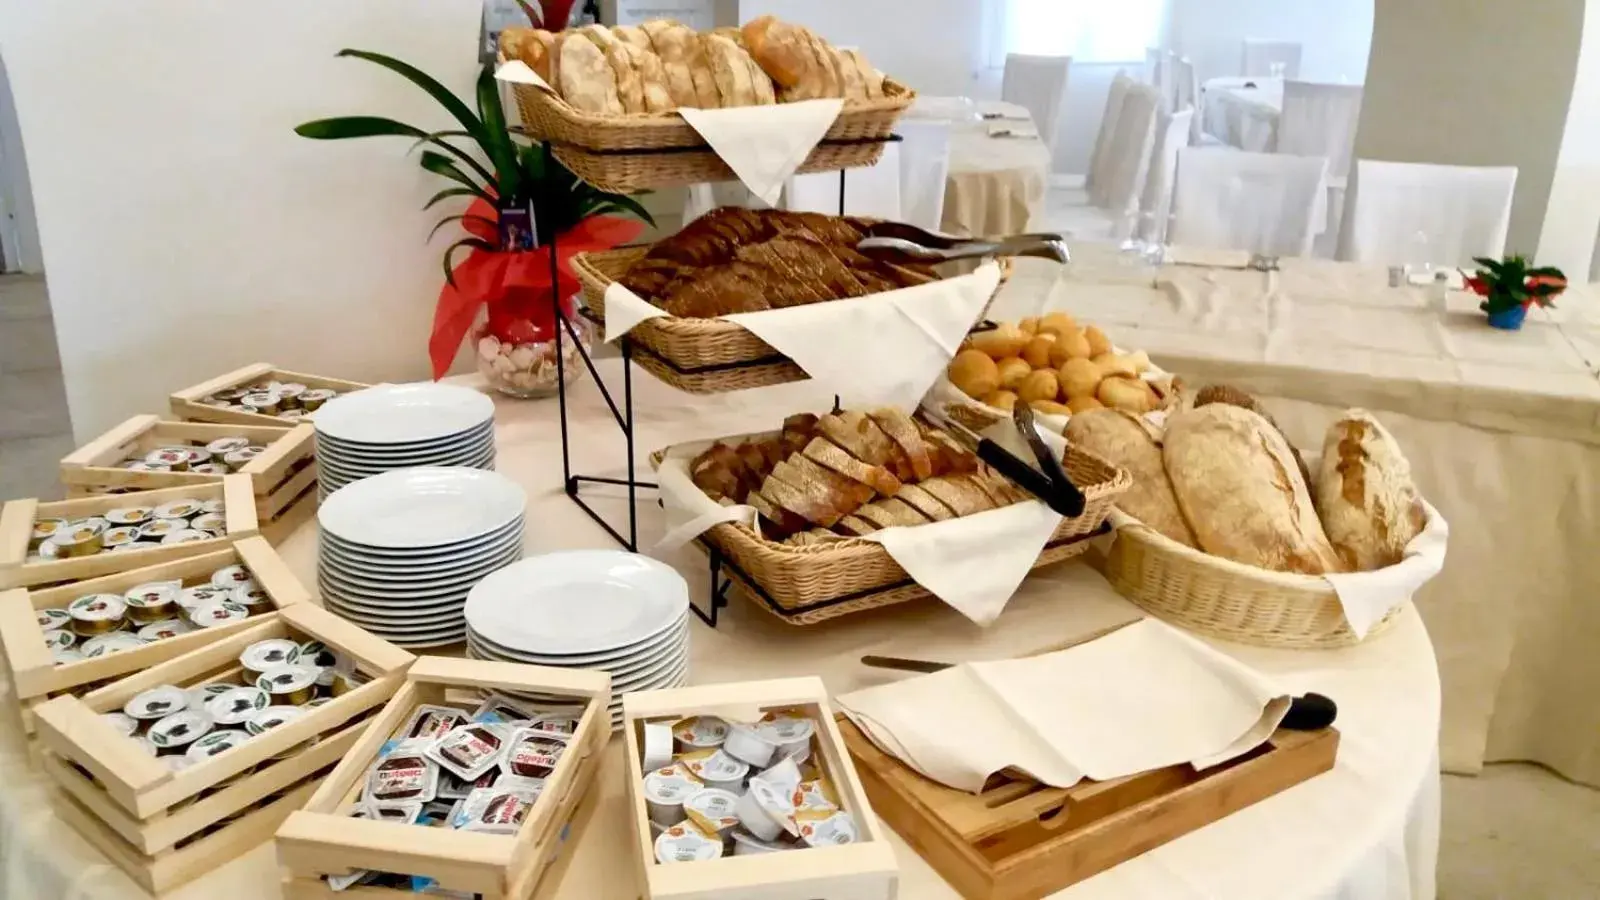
[1203,77,1284,152]
[911,96,1054,238]
[0,369,1441,899]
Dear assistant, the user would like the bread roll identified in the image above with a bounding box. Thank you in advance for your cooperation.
[559,35,623,115]
[996,357,1032,390]
[1316,409,1426,571]
[1017,369,1061,405]
[967,324,1029,359]
[1031,400,1074,417]
[1021,335,1056,368]
[1048,328,1092,365]
[1017,317,1040,335]
[983,390,1018,412]
[1097,376,1153,413]
[1065,410,1196,546]
[1066,395,1104,414]
[1094,353,1140,379]
[1164,404,1342,573]
[1059,357,1101,398]
[949,349,1000,399]
[1084,325,1113,358]
[1039,312,1077,336]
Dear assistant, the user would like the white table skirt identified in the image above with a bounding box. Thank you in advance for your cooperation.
[1203,77,1284,152]
[0,369,1441,899]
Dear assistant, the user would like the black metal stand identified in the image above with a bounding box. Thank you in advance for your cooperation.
[543,138,894,625]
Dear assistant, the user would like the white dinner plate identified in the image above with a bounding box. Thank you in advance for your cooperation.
[467,618,687,675]
[319,551,522,586]
[322,593,464,620]
[318,441,496,469]
[318,468,525,548]
[321,517,523,557]
[391,633,468,649]
[319,531,523,572]
[314,383,495,444]
[463,551,687,655]
[318,434,496,462]
[315,451,496,481]
[324,600,464,628]
[465,609,686,666]
[317,420,494,453]
[318,561,514,599]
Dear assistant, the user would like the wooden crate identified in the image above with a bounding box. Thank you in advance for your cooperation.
[0,475,258,590]
[261,487,318,546]
[842,718,1339,900]
[622,677,900,900]
[170,362,369,427]
[60,415,319,529]
[31,604,413,895]
[276,656,612,900]
[0,536,308,719]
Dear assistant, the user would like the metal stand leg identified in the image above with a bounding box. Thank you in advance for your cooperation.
[838,168,846,216]
[545,142,657,552]
[694,548,732,627]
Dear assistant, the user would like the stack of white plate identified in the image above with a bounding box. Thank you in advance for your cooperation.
[318,467,526,648]
[314,383,497,499]
[464,550,690,728]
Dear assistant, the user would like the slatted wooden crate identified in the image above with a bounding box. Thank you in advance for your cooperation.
[60,415,318,532]
[0,537,307,729]
[621,677,899,900]
[0,476,258,590]
[170,362,369,427]
[840,717,1339,900]
[32,604,414,894]
[276,657,612,900]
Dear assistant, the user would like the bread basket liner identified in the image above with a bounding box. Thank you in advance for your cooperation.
[1105,499,1447,646]
[649,423,1130,626]
[605,261,1003,410]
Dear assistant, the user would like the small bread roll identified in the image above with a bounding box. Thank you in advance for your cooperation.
[1094,353,1140,379]
[1048,328,1093,366]
[1031,400,1074,417]
[1084,325,1113,358]
[1021,335,1057,368]
[1017,369,1061,405]
[996,357,1033,390]
[1097,376,1155,413]
[982,390,1018,412]
[1058,357,1102,398]
[1040,312,1077,336]
[949,349,1001,398]
[968,324,1030,360]
[1123,349,1151,374]
[1017,317,1040,335]
[1067,395,1104,414]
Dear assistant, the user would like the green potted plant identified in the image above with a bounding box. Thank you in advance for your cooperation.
[1464,255,1567,331]
[295,50,652,396]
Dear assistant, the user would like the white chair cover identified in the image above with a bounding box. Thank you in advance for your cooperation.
[895,120,952,231]
[1140,108,1195,241]
[1096,82,1162,217]
[1277,82,1364,180]
[682,182,762,224]
[784,143,903,220]
[1171,147,1329,256]
[1242,39,1302,78]
[1340,160,1517,267]
[1086,73,1135,199]
[1173,57,1199,127]
[1145,47,1164,86]
[1001,53,1071,153]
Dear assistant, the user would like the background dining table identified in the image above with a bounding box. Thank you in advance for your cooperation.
[910,97,1054,238]
[1202,76,1285,151]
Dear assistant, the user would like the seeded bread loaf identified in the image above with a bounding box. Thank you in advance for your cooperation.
[1315,409,1426,571]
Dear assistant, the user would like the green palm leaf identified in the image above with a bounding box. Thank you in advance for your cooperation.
[297,116,496,186]
[420,151,492,201]
[334,50,492,160]
[475,66,521,205]
[428,214,499,243]
[443,237,499,287]
[423,187,482,211]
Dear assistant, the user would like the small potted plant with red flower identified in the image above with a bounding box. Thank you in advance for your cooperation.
[1464,255,1567,331]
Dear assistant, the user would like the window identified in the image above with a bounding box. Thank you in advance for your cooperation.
[994,0,1166,64]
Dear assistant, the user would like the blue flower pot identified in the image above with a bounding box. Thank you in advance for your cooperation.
[1486,305,1528,331]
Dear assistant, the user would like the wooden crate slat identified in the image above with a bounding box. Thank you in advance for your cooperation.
[170,363,369,427]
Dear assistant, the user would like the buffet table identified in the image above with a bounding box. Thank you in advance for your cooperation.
[0,369,1442,898]
[993,249,1600,788]
[1201,77,1283,151]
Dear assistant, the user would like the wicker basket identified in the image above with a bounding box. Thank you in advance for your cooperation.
[1102,511,1415,649]
[574,249,1011,395]
[510,78,915,192]
[653,443,1131,625]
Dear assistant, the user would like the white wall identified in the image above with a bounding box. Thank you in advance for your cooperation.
[1537,0,1600,278]
[0,0,484,440]
[1167,0,1374,83]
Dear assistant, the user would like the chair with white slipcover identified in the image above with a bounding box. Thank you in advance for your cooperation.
[784,143,903,220]
[1058,81,1163,241]
[1241,39,1302,78]
[1001,53,1071,154]
[1170,147,1329,256]
[893,119,952,232]
[1084,73,1135,202]
[1338,160,1517,267]
[1139,108,1195,241]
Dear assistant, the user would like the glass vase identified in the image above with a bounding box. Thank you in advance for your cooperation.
[471,292,589,398]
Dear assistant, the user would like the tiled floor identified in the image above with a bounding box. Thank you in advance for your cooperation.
[2,253,1599,894]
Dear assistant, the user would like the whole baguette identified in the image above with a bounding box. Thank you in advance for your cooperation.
[1065,409,1196,547]
[1164,404,1342,574]
[1316,409,1426,571]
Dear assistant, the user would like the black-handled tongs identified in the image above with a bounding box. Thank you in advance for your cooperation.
[921,403,1086,518]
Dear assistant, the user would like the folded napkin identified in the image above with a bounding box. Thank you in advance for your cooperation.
[1324,500,1449,638]
[605,262,1002,410]
[495,58,552,91]
[678,101,845,206]
[837,618,1293,793]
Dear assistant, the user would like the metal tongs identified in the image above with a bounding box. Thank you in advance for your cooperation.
[922,402,1086,518]
[856,221,1071,265]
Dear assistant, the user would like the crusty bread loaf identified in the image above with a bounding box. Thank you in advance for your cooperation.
[1065,410,1197,547]
[741,15,812,87]
[1194,383,1312,489]
[558,32,622,115]
[1315,409,1426,571]
[1163,404,1342,573]
[643,21,702,107]
[703,34,759,106]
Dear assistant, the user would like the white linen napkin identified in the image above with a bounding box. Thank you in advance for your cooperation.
[495,59,550,90]
[1323,500,1449,638]
[837,618,1292,793]
[606,262,1002,410]
[677,101,845,206]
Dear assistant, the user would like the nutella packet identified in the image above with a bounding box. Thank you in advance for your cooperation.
[398,704,470,742]
[450,785,538,834]
[424,722,508,781]
[492,773,548,798]
[328,807,377,891]
[420,799,457,826]
[438,764,500,801]
[367,800,425,824]
[364,752,439,804]
[470,692,541,726]
[527,712,581,738]
[504,727,568,779]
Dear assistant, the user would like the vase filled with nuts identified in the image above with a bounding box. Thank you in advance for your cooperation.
[470,297,589,399]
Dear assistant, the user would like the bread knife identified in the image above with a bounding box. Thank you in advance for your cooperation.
[858,655,1338,730]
